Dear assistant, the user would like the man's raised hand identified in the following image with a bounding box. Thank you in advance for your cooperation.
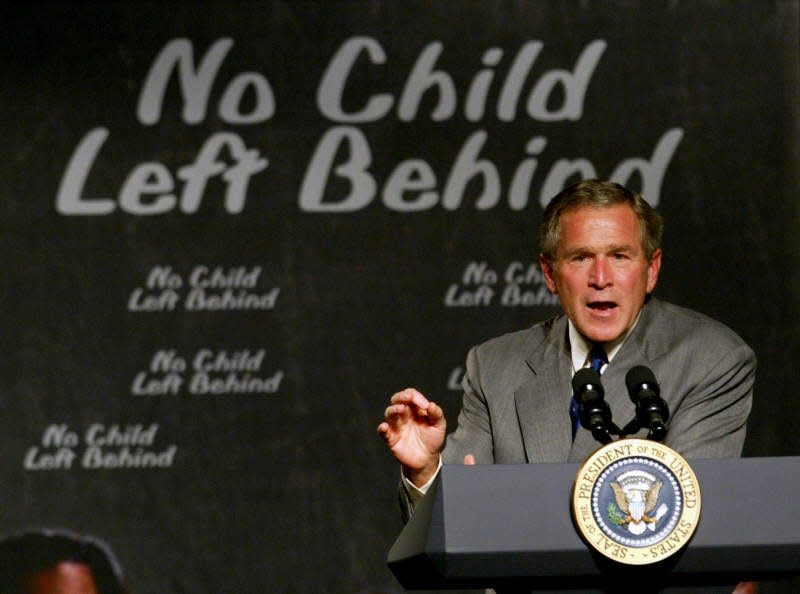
[378,388,447,487]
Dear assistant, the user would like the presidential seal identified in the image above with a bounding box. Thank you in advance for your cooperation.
[571,439,701,565]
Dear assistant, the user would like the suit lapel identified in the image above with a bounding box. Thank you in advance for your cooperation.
[514,317,574,463]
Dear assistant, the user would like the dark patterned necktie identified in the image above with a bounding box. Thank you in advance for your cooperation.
[589,344,608,374]
[570,344,608,440]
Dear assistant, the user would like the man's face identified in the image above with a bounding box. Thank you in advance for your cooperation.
[540,204,661,344]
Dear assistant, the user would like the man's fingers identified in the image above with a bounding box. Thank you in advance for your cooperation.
[377,421,401,444]
[390,388,430,409]
[387,389,444,424]
[384,403,408,420]
[424,400,444,422]
[464,454,476,465]
[383,401,443,431]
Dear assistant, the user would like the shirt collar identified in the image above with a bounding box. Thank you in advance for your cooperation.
[567,311,642,374]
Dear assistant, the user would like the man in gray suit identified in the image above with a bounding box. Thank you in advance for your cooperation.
[378,179,755,515]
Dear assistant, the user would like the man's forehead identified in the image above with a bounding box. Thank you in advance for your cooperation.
[556,205,643,248]
[560,202,637,222]
[27,561,99,594]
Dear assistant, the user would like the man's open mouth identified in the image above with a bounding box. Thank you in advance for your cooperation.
[588,301,617,311]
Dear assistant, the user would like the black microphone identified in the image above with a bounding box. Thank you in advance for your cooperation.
[625,365,669,441]
[571,368,614,444]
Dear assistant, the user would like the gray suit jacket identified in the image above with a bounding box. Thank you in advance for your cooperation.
[441,298,755,466]
[398,298,755,590]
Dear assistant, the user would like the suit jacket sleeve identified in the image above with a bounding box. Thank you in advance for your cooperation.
[662,338,755,459]
[441,344,497,465]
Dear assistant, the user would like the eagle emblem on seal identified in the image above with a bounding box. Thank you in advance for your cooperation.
[608,470,669,535]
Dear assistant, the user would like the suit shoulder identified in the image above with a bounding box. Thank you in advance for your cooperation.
[471,315,562,360]
[646,300,753,355]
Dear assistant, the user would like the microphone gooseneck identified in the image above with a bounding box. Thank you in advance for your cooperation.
[571,368,616,444]
[625,365,670,442]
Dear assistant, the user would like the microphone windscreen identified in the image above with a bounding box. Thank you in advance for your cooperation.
[625,365,659,394]
[572,367,603,394]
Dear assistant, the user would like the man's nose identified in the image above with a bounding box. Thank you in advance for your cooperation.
[589,257,611,287]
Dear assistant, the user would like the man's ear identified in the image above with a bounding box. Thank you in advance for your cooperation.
[539,253,558,294]
[646,248,662,294]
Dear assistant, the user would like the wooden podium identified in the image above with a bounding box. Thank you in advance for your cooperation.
[388,457,800,592]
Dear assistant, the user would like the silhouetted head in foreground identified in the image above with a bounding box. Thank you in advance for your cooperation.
[0,529,128,594]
